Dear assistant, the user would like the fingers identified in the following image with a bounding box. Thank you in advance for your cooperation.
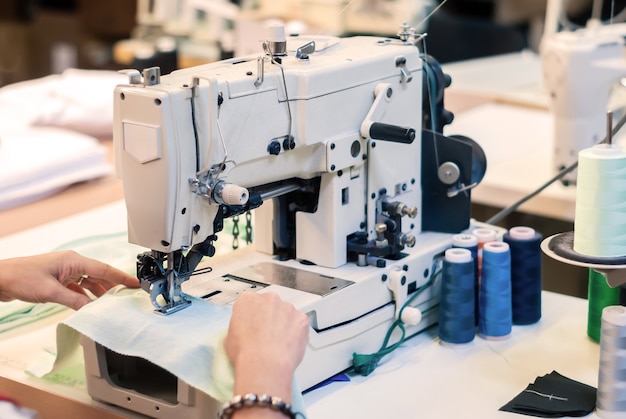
[0,251,139,311]
[47,280,107,310]
[79,260,139,289]
[225,291,309,400]
[53,283,93,310]
[53,251,140,309]
[51,273,117,310]
[226,291,309,362]
[58,251,139,289]
[74,278,109,297]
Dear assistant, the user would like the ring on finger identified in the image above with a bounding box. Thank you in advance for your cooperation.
[78,274,89,285]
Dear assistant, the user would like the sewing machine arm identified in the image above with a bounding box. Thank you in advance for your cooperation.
[137,176,319,312]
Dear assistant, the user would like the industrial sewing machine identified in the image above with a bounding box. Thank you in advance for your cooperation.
[81,24,486,418]
[541,0,626,184]
[539,0,626,297]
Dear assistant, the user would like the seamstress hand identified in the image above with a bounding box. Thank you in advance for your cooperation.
[224,292,309,418]
[0,250,139,310]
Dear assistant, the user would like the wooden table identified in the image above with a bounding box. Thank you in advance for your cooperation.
[0,377,132,419]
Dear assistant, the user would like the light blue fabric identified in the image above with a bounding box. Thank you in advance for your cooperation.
[45,286,305,413]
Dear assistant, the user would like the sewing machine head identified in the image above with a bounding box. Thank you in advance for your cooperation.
[113,25,482,314]
[541,17,626,184]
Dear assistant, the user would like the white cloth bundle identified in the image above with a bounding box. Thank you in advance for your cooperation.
[0,69,127,209]
[0,69,126,137]
[0,127,111,210]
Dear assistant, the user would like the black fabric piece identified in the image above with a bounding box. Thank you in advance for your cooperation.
[500,371,597,417]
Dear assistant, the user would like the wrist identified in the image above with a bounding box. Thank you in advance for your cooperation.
[219,393,301,419]
[232,354,294,402]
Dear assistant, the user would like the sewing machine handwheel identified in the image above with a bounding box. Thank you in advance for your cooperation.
[448,134,487,185]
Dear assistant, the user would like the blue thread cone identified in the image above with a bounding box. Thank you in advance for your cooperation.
[479,241,512,339]
[439,248,476,345]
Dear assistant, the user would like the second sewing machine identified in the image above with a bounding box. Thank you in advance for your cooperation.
[83,25,487,417]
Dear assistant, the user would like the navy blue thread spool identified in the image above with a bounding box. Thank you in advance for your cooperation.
[479,241,513,340]
[503,226,542,325]
[439,248,476,345]
[452,234,479,325]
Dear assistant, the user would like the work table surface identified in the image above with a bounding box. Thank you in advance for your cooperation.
[0,201,602,418]
[0,54,602,417]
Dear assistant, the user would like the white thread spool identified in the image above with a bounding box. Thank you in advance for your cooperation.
[473,227,497,247]
[597,305,626,418]
[472,227,497,280]
[452,233,478,249]
[573,143,626,257]
[508,226,536,240]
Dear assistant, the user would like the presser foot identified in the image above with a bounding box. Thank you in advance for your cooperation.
[148,278,192,315]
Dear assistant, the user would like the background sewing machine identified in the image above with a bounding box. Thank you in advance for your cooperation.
[130,0,434,56]
[81,24,486,418]
[541,0,626,184]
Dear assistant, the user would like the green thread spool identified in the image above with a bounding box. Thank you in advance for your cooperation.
[588,268,620,342]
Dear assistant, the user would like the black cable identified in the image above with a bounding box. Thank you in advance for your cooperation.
[190,81,201,173]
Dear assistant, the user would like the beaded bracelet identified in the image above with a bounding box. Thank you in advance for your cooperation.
[219,393,304,419]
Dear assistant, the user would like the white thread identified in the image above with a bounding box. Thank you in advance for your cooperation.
[414,0,449,31]
[573,144,626,257]
[523,390,568,401]
[597,305,626,418]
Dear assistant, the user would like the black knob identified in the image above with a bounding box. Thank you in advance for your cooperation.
[369,122,415,144]
[267,141,281,155]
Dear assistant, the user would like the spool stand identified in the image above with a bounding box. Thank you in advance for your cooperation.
[541,232,626,287]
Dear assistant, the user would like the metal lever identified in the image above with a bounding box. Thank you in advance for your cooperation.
[296,41,316,59]
[396,57,412,84]
[254,56,264,87]
[360,83,416,144]
[447,182,478,198]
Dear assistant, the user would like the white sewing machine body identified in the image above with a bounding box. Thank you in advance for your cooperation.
[86,31,481,417]
[541,20,626,183]
[115,34,428,259]
[80,238,447,419]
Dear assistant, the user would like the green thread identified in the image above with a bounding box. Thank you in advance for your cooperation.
[352,267,441,376]
[588,268,620,342]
